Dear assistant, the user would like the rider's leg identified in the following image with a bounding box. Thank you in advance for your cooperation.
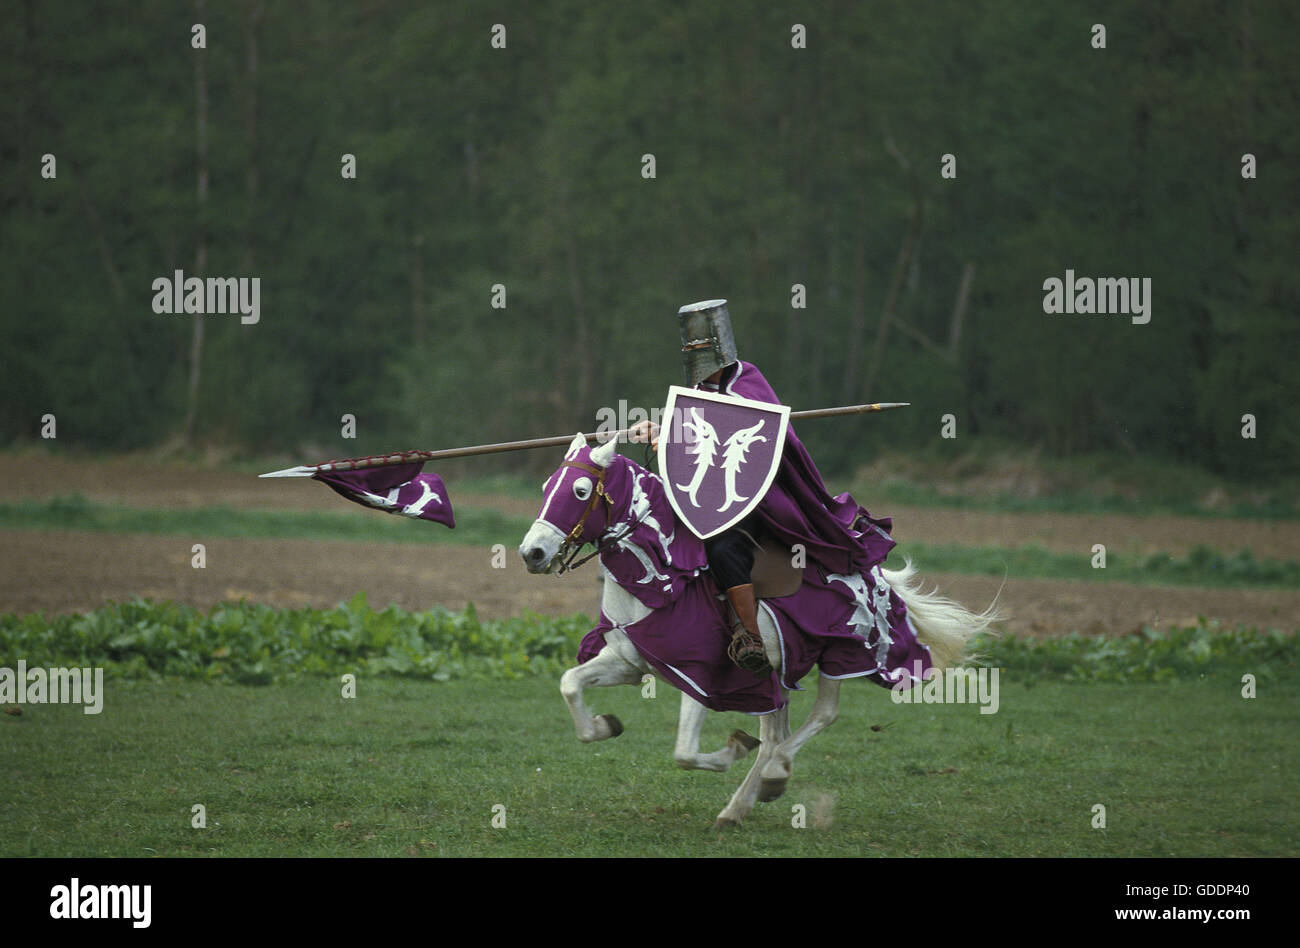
[705,521,770,675]
[724,582,770,674]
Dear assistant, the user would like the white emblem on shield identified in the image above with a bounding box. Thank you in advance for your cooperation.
[675,407,719,508]
[718,419,768,512]
[657,386,790,540]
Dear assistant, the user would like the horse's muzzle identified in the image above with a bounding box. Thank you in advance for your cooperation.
[520,544,551,573]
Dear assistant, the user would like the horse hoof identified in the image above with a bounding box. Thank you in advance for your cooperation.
[728,729,760,752]
[598,714,623,738]
[758,778,787,803]
[714,816,741,830]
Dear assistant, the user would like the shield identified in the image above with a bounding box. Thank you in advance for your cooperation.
[657,385,789,540]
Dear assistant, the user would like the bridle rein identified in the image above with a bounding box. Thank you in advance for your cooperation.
[552,459,639,574]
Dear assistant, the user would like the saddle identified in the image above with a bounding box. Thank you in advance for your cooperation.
[742,532,803,600]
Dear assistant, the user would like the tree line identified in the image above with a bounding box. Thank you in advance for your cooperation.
[2,0,1295,479]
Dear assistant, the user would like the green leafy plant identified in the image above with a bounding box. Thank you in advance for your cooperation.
[971,620,1296,683]
[0,598,591,685]
[2,602,1293,687]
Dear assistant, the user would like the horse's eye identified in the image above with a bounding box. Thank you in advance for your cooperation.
[572,476,593,501]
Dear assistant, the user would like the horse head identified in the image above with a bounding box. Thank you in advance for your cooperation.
[519,433,621,573]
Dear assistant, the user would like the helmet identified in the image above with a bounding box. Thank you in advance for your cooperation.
[678,299,738,386]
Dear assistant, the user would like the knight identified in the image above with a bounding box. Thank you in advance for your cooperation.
[630,299,898,675]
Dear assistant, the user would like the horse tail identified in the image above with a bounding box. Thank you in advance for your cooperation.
[880,557,1002,671]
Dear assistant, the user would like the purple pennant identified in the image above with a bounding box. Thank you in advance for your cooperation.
[313,463,455,528]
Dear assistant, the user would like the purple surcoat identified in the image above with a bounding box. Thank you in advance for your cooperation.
[574,457,787,713]
[698,361,896,577]
[573,443,933,713]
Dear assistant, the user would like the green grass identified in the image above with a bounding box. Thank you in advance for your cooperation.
[5,496,1298,590]
[848,441,1300,520]
[2,674,1295,857]
[867,479,1300,521]
[901,542,1300,590]
[3,602,1293,856]
[0,494,527,549]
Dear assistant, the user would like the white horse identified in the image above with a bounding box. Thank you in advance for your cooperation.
[519,433,998,828]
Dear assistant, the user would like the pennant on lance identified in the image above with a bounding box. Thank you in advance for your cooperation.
[657,386,789,540]
[314,463,455,527]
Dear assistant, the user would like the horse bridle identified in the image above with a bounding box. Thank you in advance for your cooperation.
[552,460,639,574]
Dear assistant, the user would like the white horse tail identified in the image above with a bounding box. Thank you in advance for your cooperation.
[880,557,1001,671]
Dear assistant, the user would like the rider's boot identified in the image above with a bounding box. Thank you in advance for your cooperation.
[725,583,772,675]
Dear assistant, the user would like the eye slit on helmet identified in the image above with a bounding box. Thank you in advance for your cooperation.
[572,476,593,501]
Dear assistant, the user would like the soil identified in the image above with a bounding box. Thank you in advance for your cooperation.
[3,453,1295,634]
[3,530,1295,636]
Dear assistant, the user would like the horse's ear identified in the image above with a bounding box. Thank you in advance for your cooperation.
[590,437,618,468]
[564,432,587,459]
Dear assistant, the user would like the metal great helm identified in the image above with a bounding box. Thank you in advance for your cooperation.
[678,299,739,386]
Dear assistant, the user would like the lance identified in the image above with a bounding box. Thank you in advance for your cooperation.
[258,402,910,477]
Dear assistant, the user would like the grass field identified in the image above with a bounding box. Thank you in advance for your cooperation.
[3,674,1294,857]
[848,444,1300,520]
[1,450,1296,858]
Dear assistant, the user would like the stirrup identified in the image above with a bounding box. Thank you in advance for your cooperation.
[727,626,771,675]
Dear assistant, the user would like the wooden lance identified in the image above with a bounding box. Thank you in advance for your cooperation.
[258,402,910,478]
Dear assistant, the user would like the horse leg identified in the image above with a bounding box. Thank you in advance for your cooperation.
[760,674,841,800]
[672,692,760,772]
[559,645,643,743]
[713,705,788,828]
[753,701,794,802]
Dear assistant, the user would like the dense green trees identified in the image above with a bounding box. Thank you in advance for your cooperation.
[3,1,1295,477]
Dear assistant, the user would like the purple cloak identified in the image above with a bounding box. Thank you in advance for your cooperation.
[571,451,933,713]
[700,362,932,687]
[698,361,895,576]
[574,455,788,714]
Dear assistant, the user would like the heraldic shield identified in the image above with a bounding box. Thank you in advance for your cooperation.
[657,386,790,540]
